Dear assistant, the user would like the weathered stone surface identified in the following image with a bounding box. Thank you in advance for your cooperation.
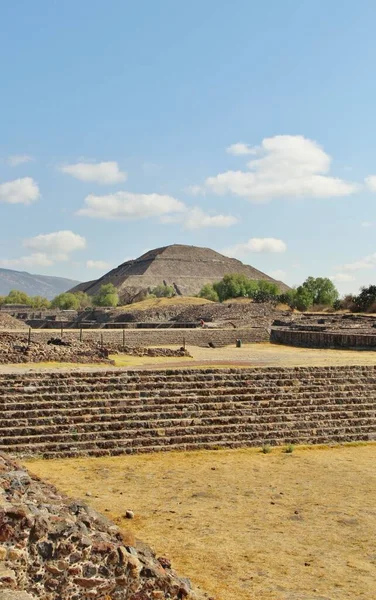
[0,453,203,599]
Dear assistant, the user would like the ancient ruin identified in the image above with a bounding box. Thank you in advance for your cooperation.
[69,244,290,303]
[0,452,203,599]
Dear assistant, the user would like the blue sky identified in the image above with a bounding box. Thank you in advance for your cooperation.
[1,0,376,294]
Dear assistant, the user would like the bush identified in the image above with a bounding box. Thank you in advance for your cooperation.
[261,444,272,454]
[92,284,119,307]
[51,293,80,310]
[150,284,176,298]
[198,284,219,302]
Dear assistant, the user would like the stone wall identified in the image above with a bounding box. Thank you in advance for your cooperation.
[13,326,269,348]
[271,327,376,349]
[0,365,375,459]
[0,453,202,599]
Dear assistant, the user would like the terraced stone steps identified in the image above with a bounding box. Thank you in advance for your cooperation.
[0,365,375,457]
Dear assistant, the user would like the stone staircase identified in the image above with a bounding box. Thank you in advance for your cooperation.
[0,366,375,458]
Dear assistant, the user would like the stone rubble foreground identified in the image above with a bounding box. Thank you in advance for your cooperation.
[0,453,205,600]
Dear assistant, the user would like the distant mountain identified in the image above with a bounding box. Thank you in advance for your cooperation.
[0,268,80,300]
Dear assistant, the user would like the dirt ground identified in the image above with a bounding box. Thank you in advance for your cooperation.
[1,342,376,373]
[26,445,376,600]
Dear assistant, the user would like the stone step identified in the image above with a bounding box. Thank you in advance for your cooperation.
[1,427,373,459]
[1,372,375,392]
[0,417,374,446]
[3,389,375,414]
[1,408,375,438]
[2,403,375,431]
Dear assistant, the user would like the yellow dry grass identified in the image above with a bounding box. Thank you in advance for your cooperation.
[26,445,376,600]
[115,296,213,311]
[3,342,376,372]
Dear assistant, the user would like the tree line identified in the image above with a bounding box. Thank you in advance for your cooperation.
[2,277,376,313]
[199,274,376,313]
[0,284,120,310]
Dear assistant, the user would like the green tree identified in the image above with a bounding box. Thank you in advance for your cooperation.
[300,277,339,306]
[353,285,376,312]
[92,284,119,307]
[5,289,31,305]
[51,292,80,310]
[150,284,176,298]
[29,296,51,309]
[73,291,92,309]
[294,286,314,311]
[198,283,219,302]
[213,274,252,302]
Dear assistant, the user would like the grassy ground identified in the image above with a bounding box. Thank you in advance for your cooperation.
[26,445,376,600]
[3,342,376,372]
[114,296,214,310]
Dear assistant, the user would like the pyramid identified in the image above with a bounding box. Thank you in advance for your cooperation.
[71,244,289,302]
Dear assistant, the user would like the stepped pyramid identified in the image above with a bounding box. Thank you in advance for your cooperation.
[71,244,289,303]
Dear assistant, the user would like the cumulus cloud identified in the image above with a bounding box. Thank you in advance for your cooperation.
[223,237,287,258]
[77,192,185,220]
[24,230,86,260]
[205,135,358,203]
[0,177,40,205]
[183,208,238,230]
[0,253,53,269]
[86,260,111,270]
[7,155,34,167]
[60,161,127,184]
[226,142,258,156]
[330,273,356,283]
[341,253,376,272]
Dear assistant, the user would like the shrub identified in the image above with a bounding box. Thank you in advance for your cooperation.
[284,444,295,453]
[51,293,80,310]
[92,284,119,307]
[198,284,219,302]
[150,284,176,298]
[261,444,272,454]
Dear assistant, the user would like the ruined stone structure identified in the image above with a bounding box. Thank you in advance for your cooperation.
[70,244,289,303]
[271,312,376,349]
[0,366,375,459]
[0,453,202,599]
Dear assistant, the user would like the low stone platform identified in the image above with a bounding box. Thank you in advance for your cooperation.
[0,366,375,458]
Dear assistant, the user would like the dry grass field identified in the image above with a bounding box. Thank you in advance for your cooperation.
[2,342,376,373]
[26,445,376,600]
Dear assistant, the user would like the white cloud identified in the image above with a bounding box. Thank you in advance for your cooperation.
[77,192,185,220]
[86,260,111,270]
[0,177,40,205]
[24,230,86,260]
[7,155,34,167]
[361,221,374,228]
[206,135,358,203]
[184,185,205,197]
[60,161,127,184]
[0,253,53,269]
[269,269,287,280]
[226,142,258,156]
[223,237,287,258]
[341,253,376,272]
[182,207,238,230]
[330,273,356,283]
[365,175,376,192]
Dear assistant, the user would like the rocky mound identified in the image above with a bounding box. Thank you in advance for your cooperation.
[70,244,289,303]
[0,333,190,365]
[0,315,28,331]
[0,453,203,599]
[0,334,112,365]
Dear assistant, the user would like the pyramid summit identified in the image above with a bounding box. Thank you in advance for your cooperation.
[71,244,289,303]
